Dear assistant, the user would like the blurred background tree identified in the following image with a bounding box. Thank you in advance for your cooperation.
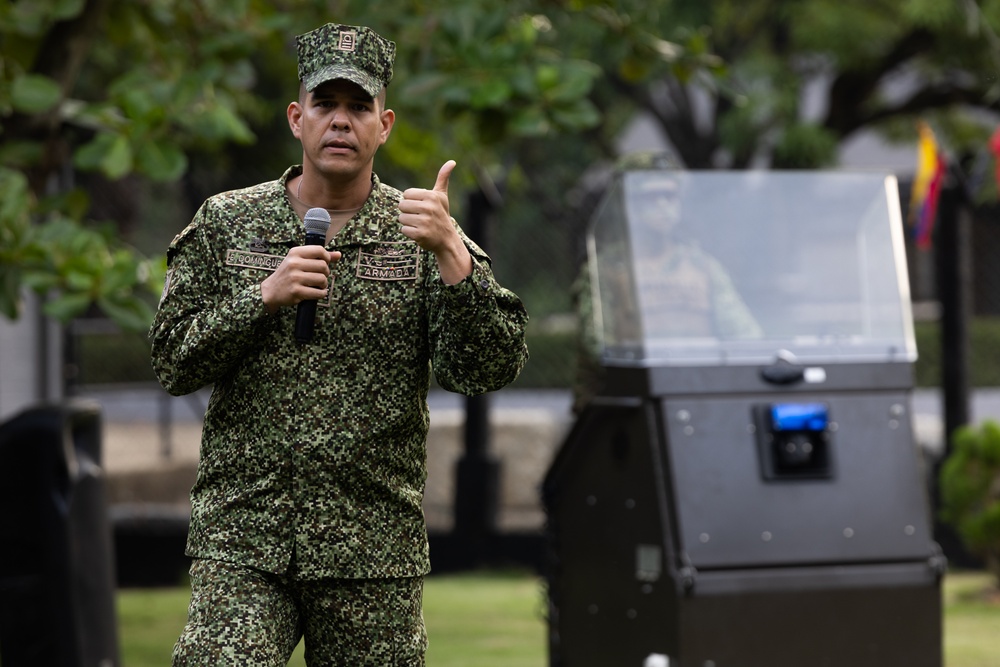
[592,0,1000,170]
[4,0,1000,374]
[939,419,1000,587]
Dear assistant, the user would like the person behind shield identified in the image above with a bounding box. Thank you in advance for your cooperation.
[571,154,759,413]
[150,22,528,666]
[628,173,761,341]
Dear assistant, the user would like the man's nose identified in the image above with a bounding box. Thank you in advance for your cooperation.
[330,105,351,130]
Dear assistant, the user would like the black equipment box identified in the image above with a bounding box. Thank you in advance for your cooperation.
[544,171,943,667]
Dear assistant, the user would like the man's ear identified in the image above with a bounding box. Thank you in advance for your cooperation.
[287,101,303,139]
[378,108,395,146]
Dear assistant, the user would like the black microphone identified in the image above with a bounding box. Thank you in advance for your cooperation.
[294,207,332,344]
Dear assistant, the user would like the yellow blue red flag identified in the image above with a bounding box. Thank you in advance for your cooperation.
[908,122,946,250]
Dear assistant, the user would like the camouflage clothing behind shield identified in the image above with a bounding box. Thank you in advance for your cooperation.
[150,166,528,579]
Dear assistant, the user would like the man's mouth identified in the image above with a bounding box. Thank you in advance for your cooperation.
[325,140,355,152]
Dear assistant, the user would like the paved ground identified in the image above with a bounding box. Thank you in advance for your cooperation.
[75,384,1000,533]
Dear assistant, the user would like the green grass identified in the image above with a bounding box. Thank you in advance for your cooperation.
[117,570,547,667]
[422,571,546,667]
[943,571,1000,667]
[118,569,999,666]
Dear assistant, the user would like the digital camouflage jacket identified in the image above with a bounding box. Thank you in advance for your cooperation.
[149,166,528,579]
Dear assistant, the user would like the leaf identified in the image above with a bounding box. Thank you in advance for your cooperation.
[144,255,168,294]
[97,295,154,332]
[136,139,188,182]
[549,99,601,131]
[101,134,134,179]
[399,73,450,99]
[619,56,651,82]
[508,67,538,98]
[200,104,255,144]
[0,140,45,168]
[74,133,115,171]
[0,168,31,227]
[65,270,95,292]
[42,292,93,323]
[52,0,86,20]
[535,65,561,92]
[74,132,134,180]
[509,108,550,136]
[11,74,62,114]
[0,266,23,320]
[545,61,600,103]
[470,80,513,109]
[22,271,61,293]
[120,88,162,122]
[438,83,473,107]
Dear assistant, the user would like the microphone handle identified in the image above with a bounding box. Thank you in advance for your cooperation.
[294,231,328,344]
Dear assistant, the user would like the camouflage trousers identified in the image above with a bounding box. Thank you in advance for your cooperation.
[172,558,427,666]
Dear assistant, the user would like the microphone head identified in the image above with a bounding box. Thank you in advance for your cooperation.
[304,207,332,235]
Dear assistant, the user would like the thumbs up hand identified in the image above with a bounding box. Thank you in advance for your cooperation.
[399,160,472,284]
[398,160,455,251]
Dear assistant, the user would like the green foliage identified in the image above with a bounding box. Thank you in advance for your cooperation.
[586,0,1000,171]
[0,168,33,319]
[1,0,620,331]
[13,0,1000,336]
[772,123,839,168]
[10,73,62,113]
[0,1,293,330]
[0,167,162,326]
[940,420,1000,588]
[377,2,608,177]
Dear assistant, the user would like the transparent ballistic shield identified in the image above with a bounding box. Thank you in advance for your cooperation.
[587,170,916,366]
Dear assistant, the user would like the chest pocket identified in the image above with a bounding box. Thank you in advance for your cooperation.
[328,242,424,332]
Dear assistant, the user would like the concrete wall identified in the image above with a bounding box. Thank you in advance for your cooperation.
[0,292,64,422]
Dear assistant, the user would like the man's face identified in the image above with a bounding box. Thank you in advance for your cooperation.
[633,179,681,230]
[288,78,394,180]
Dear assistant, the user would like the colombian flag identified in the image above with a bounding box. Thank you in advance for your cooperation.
[909,122,946,250]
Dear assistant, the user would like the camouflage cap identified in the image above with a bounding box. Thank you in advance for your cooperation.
[296,23,395,98]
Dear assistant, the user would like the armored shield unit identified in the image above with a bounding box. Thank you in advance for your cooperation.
[543,170,943,667]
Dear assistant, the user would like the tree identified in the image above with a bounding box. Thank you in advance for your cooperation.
[939,419,1000,588]
[1,0,613,330]
[1,0,293,328]
[584,0,1000,170]
[14,0,994,330]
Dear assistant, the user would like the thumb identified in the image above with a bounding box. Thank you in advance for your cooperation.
[433,160,456,193]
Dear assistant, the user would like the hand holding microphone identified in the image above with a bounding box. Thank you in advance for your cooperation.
[259,207,337,342]
[294,208,333,343]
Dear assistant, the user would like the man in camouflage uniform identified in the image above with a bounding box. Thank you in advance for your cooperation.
[150,23,528,666]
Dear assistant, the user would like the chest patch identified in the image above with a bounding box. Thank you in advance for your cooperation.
[356,242,420,281]
[225,249,283,272]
